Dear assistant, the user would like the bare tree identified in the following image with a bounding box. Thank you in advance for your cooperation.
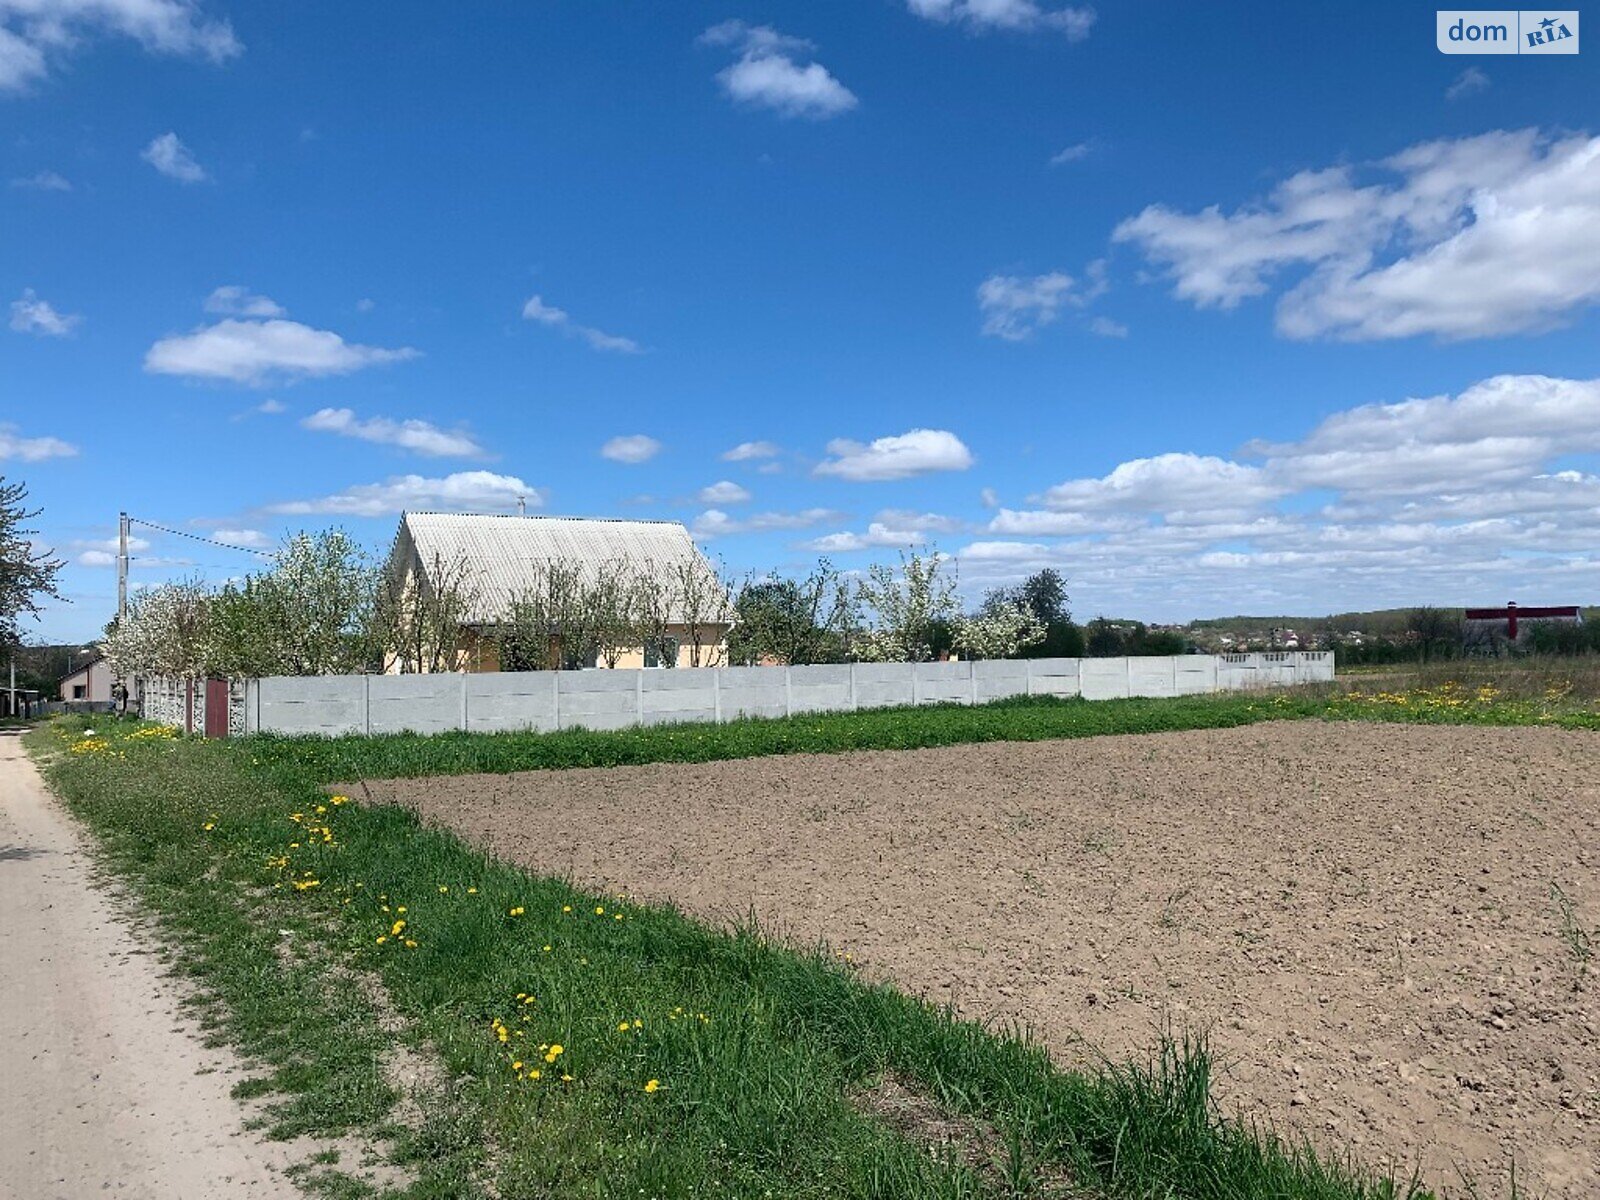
[591,559,643,669]
[375,550,481,673]
[632,574,677,668]
[671,555,734,668]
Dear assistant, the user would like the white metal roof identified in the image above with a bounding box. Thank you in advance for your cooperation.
[394,512,723,625]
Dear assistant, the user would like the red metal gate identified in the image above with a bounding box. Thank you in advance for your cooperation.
[204,678,230,739]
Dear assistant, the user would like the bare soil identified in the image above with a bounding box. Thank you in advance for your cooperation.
[366,723,1600,1198]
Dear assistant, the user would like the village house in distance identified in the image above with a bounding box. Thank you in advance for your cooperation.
[385,512,734,673]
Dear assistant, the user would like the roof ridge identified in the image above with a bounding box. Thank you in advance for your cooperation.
[403,511,684,527]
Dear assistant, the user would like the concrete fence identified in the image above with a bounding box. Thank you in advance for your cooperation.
[227,652,1333,738]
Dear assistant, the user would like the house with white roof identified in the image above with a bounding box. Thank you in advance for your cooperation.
[385,512,733,672]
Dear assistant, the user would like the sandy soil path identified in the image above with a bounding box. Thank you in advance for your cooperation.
[0,730,299,1200]
[375,722,1600,1199]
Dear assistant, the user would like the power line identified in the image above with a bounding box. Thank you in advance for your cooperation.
[126,516,274,558]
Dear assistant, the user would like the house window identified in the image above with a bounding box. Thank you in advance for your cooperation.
[72,684,87,699]
[645,637,678,668]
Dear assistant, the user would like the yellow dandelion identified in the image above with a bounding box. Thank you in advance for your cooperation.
[644,1079,660,1093]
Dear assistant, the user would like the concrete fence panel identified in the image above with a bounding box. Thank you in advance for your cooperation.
[641,667,720,727]
[1079,657,1130,701]
[973,659,1030,704]
[556,670,638,732]
[789,663,856,715]
[256,675,366,736]
[369,673,463,736]
[466,672,559,734]
[1174,656,1219,695]
[1026,658,1081,699]
[913,660,972,706]
[717,666,789,721]
[1128,656,1178,699]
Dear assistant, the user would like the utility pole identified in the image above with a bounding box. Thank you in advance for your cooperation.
[117,511,129,621]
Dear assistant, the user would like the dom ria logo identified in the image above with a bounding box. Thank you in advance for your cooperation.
[1437,10,1580,52]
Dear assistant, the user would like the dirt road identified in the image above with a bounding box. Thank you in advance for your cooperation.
[0,730,299,1200]
[380,722,1600,1199]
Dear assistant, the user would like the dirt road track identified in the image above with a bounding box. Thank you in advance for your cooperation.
[0,731,298,1200]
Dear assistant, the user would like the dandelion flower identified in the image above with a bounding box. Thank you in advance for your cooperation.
[644,1079,660,1093]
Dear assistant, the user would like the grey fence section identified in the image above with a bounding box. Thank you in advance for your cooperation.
[237,652,1334,738]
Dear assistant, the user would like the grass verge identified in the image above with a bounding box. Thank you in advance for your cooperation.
[33,714,1440,1200]
[242,684,1600,784]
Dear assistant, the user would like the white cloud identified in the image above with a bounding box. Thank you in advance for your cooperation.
[814,428,974,481]
[977,271,1075,340]
[1089,315,1128,338]
[702,20,857,119]
[9,169,70,190]
[209,528,272,549]
[1446,67,1489,100]
[269,471,538,518]
[78,549,192,569]
[979,487,999,509]
[986,508,1133,536]
[302,408,484,458]
[141,131,207,182]
[0,424,77,461]
[205,285,286,318]
[8,288,79,336]
[1039,452,1288,518]
[1115,128,1600,341]
[800,511,965,552]
[256,398,286,414]
[691,507,844,538]
[146,317,418,386]
[698,480,752,504]
[1049,142,1093,165]
[0,0,239,91]
[521,295,641,354]
[721,439,781,462]
[600,434,661,464]
[906,0,1095,38]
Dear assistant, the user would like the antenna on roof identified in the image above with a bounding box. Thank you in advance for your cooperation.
[516,495,526,516]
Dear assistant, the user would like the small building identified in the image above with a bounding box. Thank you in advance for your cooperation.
[386,512,734,672]
[59,657,118,704]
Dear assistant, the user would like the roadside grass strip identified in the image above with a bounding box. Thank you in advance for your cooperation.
[27,712,1450,1200]
[244,686,1600,784]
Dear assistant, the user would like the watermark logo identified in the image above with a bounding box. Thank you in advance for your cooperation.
[1438,10,1579,53]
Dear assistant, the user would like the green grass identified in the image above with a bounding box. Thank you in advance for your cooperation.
[32,712,1446,1200]
[242,686,1600,785]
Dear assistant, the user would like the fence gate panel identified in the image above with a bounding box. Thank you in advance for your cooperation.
[204,678,230,738]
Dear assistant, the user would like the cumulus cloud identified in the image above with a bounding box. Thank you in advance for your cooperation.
[1115,128,1600,341]
[721,439,781,462]
[521,295,641,354]
[814,428,974,481]
[701,20,857,119]
[209,528,273,549]
[141,131,207,182]
[906,0,1095,37]
[0,0,239,91]
[145,297,418,385]
[691,507,844,538]
[600,434,661,464]
[1089,316,1128,338]
[0,424,77,461]
[800,510,966,553]
[9,169,70,190]
[268,471,538,518]
[205,285,286,318]
[9,288,79,336]
[1039,452,1287,517]
[301,408,485,458]
[698,480,752,504]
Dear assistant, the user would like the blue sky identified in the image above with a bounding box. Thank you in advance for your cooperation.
[5,0,1598,643]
